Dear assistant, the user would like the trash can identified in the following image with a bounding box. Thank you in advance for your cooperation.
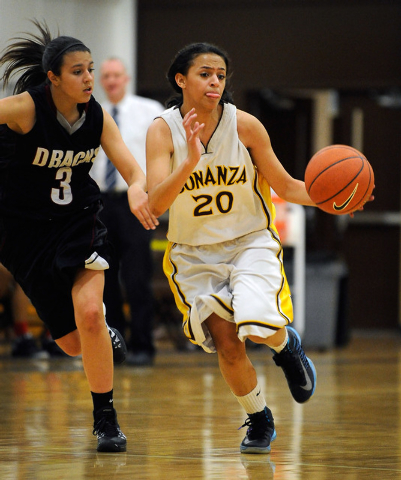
[285,253,349,350]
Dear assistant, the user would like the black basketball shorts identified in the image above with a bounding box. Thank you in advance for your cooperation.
[0,201,111,339]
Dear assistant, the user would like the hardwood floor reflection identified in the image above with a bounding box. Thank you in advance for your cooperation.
[1,332,401,479]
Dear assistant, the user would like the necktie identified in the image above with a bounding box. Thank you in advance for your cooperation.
[105,106,118,190]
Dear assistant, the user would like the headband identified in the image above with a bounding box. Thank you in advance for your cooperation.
[48,41,88,71]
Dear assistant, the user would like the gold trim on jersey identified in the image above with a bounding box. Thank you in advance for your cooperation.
[237,321,281,333]
[252,172,293,324]
[163,242,196,343]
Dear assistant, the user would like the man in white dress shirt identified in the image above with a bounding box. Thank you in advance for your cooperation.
[91,57,164,366]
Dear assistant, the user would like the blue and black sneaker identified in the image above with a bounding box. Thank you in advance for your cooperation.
[240,406,277,454]
[272,326,316,403]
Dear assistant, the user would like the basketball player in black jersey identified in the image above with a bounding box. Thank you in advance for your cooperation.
[0,20,158,452]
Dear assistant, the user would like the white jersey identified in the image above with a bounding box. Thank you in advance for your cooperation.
[160,103,277,245]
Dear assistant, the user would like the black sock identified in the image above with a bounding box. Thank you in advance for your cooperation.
[91,389,113,413]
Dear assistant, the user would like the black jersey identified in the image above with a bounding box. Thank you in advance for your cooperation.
[0,84,103,220]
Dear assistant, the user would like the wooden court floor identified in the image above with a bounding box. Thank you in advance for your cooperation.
[0,331,401,480]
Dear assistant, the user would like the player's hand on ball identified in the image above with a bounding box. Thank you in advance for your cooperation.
[349,186,375,218]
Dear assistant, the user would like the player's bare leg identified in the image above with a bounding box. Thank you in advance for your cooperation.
[205,313,256,395]
[56,269,126,452]
[205,313,275,453]
[71,269,112,392]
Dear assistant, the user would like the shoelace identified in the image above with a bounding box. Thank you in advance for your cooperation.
[292,339,309,366]
[238,417,252,431]
[279,342,310,384]
[238,414,272,440]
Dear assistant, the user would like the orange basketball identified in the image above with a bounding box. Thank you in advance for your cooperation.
[304,144,374,215]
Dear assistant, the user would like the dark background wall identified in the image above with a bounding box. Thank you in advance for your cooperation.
[137,0,401,331]
[137,0,400,101]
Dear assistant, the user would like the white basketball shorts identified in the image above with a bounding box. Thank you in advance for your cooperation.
[163,229,293,353]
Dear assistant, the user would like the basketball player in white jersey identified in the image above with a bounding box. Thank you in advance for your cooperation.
[146,42,317,454]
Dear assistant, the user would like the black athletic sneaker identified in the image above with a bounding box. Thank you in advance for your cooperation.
[93,407,127,452]
[107,326,127,365]
[11,334,49,359]
[272,326,317,403]
[240,406,277,454]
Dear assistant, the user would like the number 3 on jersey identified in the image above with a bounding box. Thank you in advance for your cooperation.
[51,167,73,205]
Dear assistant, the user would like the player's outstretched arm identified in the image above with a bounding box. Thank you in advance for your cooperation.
[237,110,315,207]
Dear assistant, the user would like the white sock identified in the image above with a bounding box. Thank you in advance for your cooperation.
[234,383,266,415]
[270,328,288,353]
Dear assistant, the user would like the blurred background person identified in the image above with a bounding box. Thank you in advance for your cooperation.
[0,263,49,358]
[91,57,164,366]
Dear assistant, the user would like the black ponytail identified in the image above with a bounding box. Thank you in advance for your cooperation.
[0,19,90,95]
